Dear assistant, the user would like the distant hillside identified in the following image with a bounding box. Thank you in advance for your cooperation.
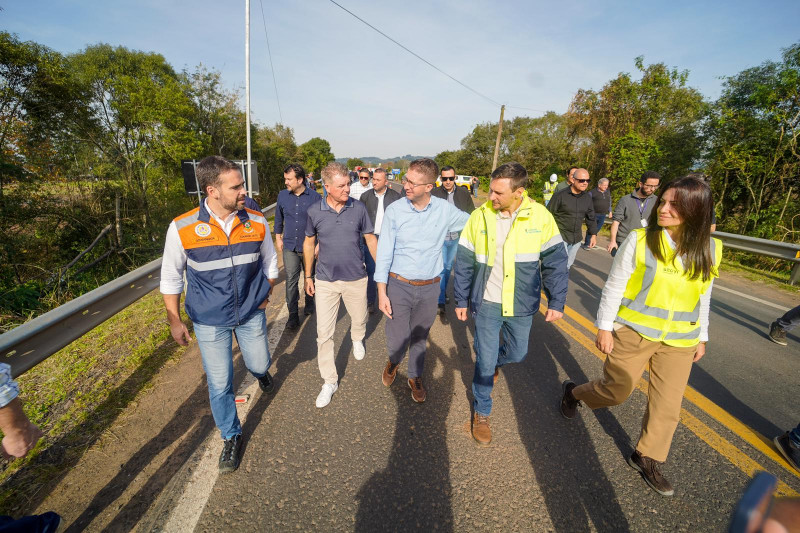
[335,154,431,166]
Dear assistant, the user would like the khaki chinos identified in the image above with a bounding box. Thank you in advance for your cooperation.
[314,277,368,385]
[572,325,696,462]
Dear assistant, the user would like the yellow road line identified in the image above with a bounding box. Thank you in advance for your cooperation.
[541,303,800,494]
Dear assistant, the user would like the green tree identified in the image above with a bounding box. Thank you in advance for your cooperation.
[706,42,800,240]
[347,158,364,168]
[300,137,334,175]
[607,133,660,198]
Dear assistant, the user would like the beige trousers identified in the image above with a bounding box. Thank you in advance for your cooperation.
[314,277,368,384]
[572,325,696,462]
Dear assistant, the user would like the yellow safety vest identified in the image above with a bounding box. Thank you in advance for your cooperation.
[615,229,722,347]
[543,181,557,202]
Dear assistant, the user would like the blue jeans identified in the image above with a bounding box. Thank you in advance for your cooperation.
[194,310,271,439]
[439,238,459,305]
[565,241,581,269]
[362,239,377,304]
[584,215,606,246]
[472,301,534,416]
[776,304,800,332]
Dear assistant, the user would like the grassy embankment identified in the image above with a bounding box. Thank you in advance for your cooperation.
[0,290,190,515]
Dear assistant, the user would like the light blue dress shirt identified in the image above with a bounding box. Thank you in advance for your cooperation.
[374,196,470,283]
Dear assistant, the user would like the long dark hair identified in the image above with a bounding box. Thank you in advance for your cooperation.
[645,176,714,281]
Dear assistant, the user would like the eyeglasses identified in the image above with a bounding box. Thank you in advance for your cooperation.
[575,179,591,184]
[402,178,428,188]
[441,176,455,181]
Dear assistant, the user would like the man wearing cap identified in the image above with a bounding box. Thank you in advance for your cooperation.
[375,158,470,403]
[161,155,278,473]
[543,174,558,206]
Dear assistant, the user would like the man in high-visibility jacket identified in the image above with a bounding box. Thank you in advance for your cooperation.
[453,162,569,445]
[160,156,279,474]
[543,173,558,206]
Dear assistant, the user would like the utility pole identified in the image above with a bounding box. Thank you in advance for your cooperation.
[491,104,505,173]
[245,0,253,196]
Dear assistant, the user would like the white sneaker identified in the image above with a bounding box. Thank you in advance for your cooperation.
[353,340,365,360]
[316,383,338,408]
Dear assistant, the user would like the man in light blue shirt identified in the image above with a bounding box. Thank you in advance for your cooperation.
[375,158,470,403]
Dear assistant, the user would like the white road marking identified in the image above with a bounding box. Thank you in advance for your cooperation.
[714,284,792,313]
[160,304,289,532]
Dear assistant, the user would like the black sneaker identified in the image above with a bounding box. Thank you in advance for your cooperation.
[258,372,274,394]
[627,451,674,496]
[219,434,242,473]
[774,432,800,472]
[304,303,315,316]
[286,314,300,330]
[560,380,580,419]
[768,322,788,345]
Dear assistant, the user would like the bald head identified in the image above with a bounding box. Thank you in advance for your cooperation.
[570,168,591,193]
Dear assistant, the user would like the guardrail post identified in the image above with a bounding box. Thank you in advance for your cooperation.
[791,262,800,286]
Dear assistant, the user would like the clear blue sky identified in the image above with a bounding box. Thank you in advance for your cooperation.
[4,0,799,160]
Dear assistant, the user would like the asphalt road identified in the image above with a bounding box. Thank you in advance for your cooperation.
[35,186,800,532]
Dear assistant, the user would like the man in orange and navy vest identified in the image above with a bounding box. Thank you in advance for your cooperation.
[160,155,278,474]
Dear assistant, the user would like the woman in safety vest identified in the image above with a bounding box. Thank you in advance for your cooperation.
[559,175,721,497]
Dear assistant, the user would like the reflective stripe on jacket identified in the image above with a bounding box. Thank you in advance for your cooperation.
[453,193,569,317]
[616,229,722,347]
[175,202,271,327]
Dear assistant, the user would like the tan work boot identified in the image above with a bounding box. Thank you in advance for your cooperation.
[472,413,492,445]
[408,377,426,403]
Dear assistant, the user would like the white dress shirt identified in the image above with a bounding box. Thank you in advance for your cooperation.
[349,180,372,200]
[160,204,279,295]
[373,189,387,235]
[595,229,713,342]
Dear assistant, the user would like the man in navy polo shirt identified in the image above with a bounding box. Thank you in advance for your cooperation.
[304,162,378,408]
[275,164,321,330]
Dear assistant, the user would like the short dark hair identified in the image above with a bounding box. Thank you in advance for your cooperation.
[491,162,528,191]
[441,165,455,174]
[373,168,387,177]
[358,168,372,177]
[408,158,439,184]
[197,156,241,195]
[567,166,578,175]
[283,163,307,185]
[640,170,661,183]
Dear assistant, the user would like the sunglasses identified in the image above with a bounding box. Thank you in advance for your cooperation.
[441,176,455,181]
[575,179,591,184]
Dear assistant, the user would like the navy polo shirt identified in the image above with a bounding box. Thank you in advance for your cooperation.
[274,187,322,252]
[305,198,374,282]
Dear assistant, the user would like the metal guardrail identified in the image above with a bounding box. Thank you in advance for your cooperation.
[713,231,800,285]
[0,202,276,378]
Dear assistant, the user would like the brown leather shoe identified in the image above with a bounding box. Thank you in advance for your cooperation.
[408,377,426,403]
[627,451,674,496]
[472,413,492,445]
[493,366,500,384]
[382,361,398,387]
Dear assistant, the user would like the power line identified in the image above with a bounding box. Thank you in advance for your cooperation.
[327,0,503,108]
[259,0,283,124]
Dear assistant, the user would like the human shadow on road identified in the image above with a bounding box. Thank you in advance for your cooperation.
[505,315,631,532]
[354,336,457,532]
[710,299,773,338]
[688,363,781,440]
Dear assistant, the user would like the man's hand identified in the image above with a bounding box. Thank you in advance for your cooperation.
[275,234,284,253]
[596,329,614,355]
[379,292,392,319]
[2,420,43,459]
[693,342,706,362]
[606,241,618,254]
[258,297,269,310]
[305,277,315,297]
[169,320,192,346]
[589,235,597,248]
[455,307,468,321]
[544,309,563,322]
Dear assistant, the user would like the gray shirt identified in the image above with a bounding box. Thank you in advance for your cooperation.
[305,198,374,282]
[612,191,657,243]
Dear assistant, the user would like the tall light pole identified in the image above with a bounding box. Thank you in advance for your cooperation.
[245,0,253,196]
[491,104,505,173]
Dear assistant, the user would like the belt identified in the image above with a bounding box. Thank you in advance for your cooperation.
[389,272,441,286]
